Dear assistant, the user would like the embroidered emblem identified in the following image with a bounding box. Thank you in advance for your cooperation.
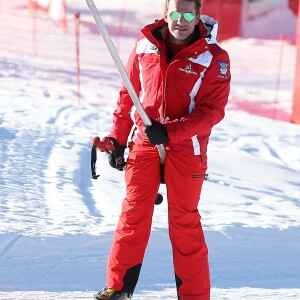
[217,61,229,75]
[179,64,197,75]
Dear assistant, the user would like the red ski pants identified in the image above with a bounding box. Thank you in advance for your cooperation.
[106,148,210,300]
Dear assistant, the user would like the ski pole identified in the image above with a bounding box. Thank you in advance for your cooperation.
[85,0,166,164]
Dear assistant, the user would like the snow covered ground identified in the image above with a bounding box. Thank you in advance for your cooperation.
[1,0,300,299]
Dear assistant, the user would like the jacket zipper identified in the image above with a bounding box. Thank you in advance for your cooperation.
[162,59,180,120]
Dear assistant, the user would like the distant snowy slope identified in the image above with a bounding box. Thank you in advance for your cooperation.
[1,52,300,299]
[1,57,299,237]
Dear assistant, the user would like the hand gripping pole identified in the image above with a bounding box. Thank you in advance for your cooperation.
[85,0,166,164]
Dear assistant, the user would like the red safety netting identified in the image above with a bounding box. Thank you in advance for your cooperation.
[0,1,298,122]
[0,10,76,62]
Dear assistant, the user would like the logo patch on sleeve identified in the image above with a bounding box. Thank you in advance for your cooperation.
[217,61,228,75]
[217,61,229,79]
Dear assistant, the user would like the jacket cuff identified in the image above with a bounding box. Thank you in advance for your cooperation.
[165,121,181,143]
[108,133,127,147]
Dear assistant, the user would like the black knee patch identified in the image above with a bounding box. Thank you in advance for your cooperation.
[175,273,182,299]
[121,264,142,294]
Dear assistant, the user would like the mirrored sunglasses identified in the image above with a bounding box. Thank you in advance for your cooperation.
[169,11,196,22]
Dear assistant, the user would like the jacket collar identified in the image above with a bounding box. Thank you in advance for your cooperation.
[200,15,219,44]
[141,15,219,47]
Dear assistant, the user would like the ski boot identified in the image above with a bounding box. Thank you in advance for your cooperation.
[94,286,132,300]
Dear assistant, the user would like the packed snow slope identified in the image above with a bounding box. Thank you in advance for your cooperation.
[1,0,300,299]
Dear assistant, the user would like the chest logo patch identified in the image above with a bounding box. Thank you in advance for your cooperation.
[179,64,198,75]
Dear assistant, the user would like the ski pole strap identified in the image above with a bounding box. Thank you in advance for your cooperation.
[91,145,100,179]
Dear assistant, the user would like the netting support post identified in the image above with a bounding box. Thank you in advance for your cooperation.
[292,0,300,124]
[75,13,81,105]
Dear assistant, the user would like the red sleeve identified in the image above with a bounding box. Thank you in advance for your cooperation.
[165,48,231,142]
[109,43,142,146]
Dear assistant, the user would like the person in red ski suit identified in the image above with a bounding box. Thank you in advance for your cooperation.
[93,0,230,299]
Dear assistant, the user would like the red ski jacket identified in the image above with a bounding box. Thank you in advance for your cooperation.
[110,16,231,157]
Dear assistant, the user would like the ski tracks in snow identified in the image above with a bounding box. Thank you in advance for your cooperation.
[0,94,113,236]
[202,111,300,230]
